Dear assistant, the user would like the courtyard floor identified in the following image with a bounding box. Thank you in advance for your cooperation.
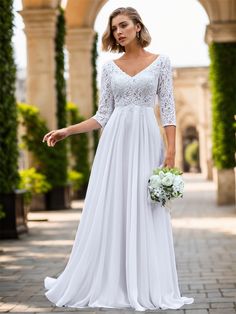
[0,173,236,314]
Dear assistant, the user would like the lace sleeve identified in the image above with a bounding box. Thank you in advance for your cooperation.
[157,56,176,127]
[91,62,115,128]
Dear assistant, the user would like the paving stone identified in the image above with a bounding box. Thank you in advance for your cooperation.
[185,310,208,314]
[209,310,236,314]
[210,302,235,308]
[25,307,55,312]
[183,303,210,309]
[206,292,222,297]
[9,303,30,311]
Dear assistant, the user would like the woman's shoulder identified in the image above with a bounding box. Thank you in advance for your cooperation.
[102,57,117,66]
[157,54,172,70]
[101,59,114,73]
[158,53,171,62]
[146,52,172,67]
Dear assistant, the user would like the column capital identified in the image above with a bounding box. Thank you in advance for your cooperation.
[205,22,236,44]
[66,27,96,51]
[20,8,58,38]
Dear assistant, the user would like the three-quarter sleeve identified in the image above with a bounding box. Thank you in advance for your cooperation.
[91,63,115,128]
[157,56,176,127]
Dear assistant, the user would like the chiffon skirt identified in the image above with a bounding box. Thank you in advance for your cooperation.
[44,105,194,311]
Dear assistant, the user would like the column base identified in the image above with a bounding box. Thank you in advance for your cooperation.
[213,167,235,205]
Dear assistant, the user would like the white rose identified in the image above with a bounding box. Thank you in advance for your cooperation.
[158,171,165,179]
[173,175,184,193]
[149,175,161,189]
[161,173,174,186]
[179,182,184,194]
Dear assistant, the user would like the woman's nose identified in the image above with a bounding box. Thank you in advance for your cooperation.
[117,27,122,35]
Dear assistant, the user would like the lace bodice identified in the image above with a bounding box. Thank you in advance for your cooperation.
[92,54,176,128]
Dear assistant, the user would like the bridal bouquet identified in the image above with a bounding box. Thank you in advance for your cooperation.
[147,166,184,210]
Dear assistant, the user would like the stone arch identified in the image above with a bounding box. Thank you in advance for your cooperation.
[183,126,200,173]
[65,0,107,28]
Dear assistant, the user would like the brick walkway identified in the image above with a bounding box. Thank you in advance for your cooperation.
[0,173,236,313]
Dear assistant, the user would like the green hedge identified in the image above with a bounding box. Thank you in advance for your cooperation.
[55,6,67,129]
[18,103,68,188]
[209,42,236,169]
[67,102,90,184]
[18,168,51,206]
[53,6,68,185]
[185,140,199,167]
[91,32,99,155]
[0,0,20,195]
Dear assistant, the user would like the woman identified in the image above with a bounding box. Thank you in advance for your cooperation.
[43,6,194,311]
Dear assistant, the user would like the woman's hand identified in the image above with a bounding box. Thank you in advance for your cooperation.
[163,150,175,168]
[42,127,69,147]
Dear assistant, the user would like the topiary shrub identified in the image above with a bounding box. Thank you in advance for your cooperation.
[54,5,68,184]
[185,140,199,168]
[18,168,51,206]
[55,6,67,129]
[18,102,68,188]
[67,170,84,192]
[209,42,236,170]
[66,102,90,185]
[0,0,20,193]
[0,0,20,219]
[91,32,99,155]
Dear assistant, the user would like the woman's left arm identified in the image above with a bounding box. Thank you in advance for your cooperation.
[157,55,177,167]
[163,125,176,167]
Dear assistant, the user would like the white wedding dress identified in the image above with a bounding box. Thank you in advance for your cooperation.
[44,54,194,311]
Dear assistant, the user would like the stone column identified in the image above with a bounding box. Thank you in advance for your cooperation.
[200,2,236,205]
[20,8,58,130]
[66,28,96,165]
[197,82,209,178]
[175,126,183,171]
[66,28,95,118]
[203,82,213,180]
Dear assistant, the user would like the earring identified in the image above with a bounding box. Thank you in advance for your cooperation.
[136,32,140,39]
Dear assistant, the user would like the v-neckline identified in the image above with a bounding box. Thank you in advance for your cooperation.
[111,54,162,79]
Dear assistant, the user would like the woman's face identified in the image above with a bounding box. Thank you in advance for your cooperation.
[111,14,141,47]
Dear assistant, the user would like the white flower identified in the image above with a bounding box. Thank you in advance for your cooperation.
[158,171,165,179]
[161,173,174,186]
[148,167,185,205]
[149,175,161,189]
[173,175,184,193]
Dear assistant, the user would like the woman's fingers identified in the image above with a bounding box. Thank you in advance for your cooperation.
[47,135,55,147]
[163,156,175,168]
[43,128,68,147]
[42,130,55,143]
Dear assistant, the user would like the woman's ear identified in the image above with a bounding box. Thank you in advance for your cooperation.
[136,22,141,32]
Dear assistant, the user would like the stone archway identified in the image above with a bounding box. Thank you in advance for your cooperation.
[182,126,200,173]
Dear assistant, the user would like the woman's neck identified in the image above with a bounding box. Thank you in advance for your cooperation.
[122,44,147,59]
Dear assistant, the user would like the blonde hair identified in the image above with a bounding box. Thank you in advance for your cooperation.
[102,7,152,53]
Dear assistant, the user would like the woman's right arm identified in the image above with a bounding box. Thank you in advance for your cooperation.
[43,62,114,147]
[42,118,102,147]
[67,117,102,135]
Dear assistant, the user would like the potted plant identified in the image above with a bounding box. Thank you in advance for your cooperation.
[67,102,90,199]
[67,170,84,200]
[18,168,51,212]
[0,0,28,239]
[18,102,71,210]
